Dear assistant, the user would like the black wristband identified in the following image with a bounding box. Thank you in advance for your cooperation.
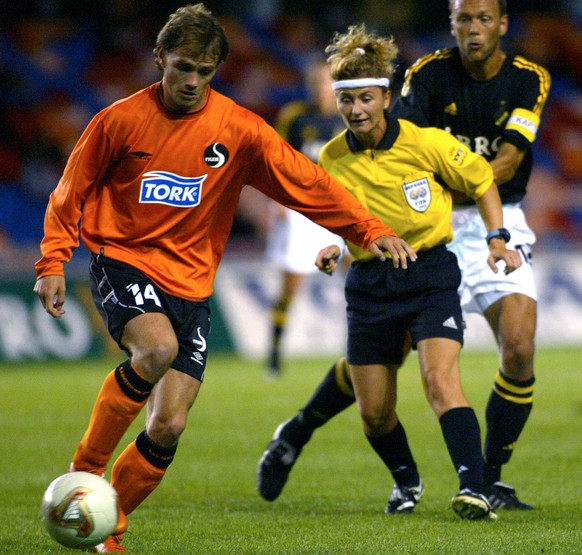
[486,227,511,244]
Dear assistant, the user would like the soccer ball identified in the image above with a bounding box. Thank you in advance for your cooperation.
[41,471,119,549]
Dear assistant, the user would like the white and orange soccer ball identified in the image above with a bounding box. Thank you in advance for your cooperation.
[41,471,119,549]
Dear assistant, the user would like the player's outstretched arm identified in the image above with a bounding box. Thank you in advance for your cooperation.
[316,236,417,275]
[34,275,67,318]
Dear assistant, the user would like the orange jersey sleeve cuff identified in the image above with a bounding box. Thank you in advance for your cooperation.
[35,258,65,279]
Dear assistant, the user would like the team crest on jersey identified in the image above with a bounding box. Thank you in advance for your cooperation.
[140,171,206,207]
[403,178,431,212]
[204,143,229,168]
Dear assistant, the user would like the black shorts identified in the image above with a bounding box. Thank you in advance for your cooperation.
[89,254,210,381]
[345,246,463,366]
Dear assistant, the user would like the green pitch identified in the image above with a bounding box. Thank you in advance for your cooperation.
[2,347,581,554]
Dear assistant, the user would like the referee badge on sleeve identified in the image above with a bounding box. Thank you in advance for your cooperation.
[403,178,431,212]
[447,145,468,166]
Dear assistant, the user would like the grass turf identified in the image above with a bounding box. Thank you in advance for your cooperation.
[1,347,581,554]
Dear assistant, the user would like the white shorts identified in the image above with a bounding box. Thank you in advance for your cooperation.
[448,203,537,315]
[265,208,344,274]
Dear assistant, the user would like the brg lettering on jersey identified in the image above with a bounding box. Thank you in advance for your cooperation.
[444,129,503,158]
[140,171,207,207]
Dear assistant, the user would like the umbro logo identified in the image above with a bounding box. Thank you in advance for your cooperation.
[190,352,204,366]
[442,316,458,329]
[444,102,458,116]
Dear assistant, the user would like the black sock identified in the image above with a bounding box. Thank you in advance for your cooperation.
[483,463,502,487]
[366,421,419,487]
[279,358,356,448]
[484,370,535,485]
[115,359,154,402]
[439,407,485,493]
[135,430,177,469]
[301,357,356,427]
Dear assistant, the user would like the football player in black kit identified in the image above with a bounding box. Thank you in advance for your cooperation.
[257,0,550,513]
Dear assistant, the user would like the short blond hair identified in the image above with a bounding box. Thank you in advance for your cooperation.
[325,24,398,83]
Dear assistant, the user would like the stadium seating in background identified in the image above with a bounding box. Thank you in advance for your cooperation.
[0,5,581,256]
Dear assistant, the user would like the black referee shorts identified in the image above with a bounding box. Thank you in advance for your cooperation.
[89,254,211,381]
[345,246,463,366]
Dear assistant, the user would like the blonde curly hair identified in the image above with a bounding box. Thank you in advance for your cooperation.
[325,24,398,83]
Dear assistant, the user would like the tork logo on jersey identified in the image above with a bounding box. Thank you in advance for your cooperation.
[140,171,207,207]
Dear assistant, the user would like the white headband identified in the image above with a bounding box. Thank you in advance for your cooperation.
[332,77,390,91]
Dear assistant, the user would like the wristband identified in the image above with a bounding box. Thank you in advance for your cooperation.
[486,228,511,244]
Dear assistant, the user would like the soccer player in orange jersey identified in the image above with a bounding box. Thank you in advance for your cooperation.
[33,4,417,552]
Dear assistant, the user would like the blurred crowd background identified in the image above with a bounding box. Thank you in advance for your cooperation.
[1,0,581,271]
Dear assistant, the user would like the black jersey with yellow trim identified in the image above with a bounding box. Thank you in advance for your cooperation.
[393,47,551,204]
[275,100,345,163]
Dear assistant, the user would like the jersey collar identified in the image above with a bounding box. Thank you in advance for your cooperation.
[346,113,400,153]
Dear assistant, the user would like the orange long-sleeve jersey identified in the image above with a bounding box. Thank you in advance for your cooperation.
[36,83,395,301]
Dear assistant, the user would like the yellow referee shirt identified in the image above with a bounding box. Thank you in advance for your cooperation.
[319,115,493,261]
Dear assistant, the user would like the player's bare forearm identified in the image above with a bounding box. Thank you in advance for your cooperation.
[490,142,525,185]
[476,185,504,232]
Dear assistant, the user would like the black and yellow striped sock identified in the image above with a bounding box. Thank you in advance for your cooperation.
[484,369,535,485]
[272,297,291,337]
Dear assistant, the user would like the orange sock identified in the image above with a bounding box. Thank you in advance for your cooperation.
[111,439,168,516]
[72,363,151,475]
